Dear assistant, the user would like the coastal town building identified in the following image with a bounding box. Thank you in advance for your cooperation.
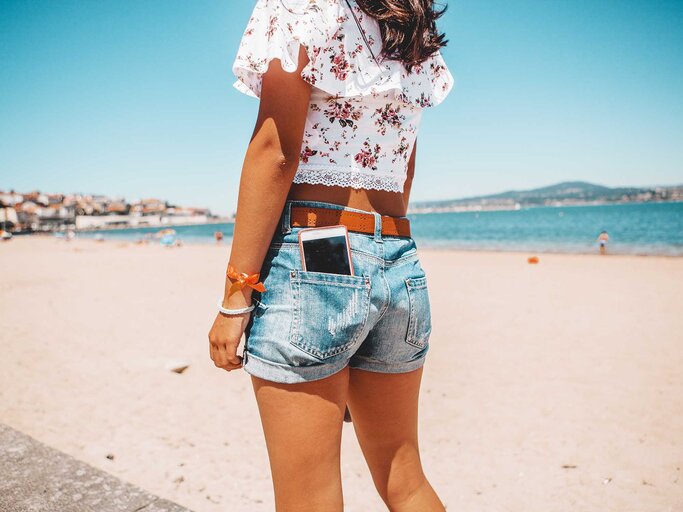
[0,189,221,233]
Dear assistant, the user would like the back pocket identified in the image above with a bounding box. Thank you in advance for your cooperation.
[404,276,432,349]
[289,270,371,360]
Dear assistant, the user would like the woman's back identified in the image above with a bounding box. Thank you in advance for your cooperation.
[232,0,454,204]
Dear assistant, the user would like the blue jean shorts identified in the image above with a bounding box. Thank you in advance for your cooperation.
[242,199,432,384]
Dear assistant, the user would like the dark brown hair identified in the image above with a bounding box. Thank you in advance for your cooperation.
[354,0,448,72]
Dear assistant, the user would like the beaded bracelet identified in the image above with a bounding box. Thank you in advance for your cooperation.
[218,302,256,316]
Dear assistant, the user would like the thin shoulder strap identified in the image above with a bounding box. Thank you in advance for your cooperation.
[344,0,383,68]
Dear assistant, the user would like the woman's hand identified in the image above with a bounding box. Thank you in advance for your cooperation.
[208,310,252,372]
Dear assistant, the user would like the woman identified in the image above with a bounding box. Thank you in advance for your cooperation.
[208,0,454,509]
[597,230,609,255]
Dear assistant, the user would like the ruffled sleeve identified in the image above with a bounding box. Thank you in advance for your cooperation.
[231,0,343,99]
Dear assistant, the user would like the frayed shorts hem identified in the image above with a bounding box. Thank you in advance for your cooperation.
[242,350,349,384]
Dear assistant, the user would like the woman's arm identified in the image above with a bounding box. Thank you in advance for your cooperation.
[209,46,312,371]
[223,45,313,310]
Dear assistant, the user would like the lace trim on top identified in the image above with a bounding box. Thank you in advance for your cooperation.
[293,166,404,193]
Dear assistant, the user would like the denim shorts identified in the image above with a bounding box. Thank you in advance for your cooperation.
[242,199,432,384]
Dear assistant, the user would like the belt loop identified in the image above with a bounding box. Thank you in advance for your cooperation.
[281,201,293,234]
[372,211,383,243]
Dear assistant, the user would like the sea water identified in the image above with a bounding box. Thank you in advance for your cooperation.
[78,201,683,256]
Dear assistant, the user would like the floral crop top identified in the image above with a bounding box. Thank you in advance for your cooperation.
[232,0,454,193]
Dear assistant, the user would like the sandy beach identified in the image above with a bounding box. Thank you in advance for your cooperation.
[0,235,681,512]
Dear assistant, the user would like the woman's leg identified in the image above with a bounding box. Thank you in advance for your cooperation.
[347,366,445,512]
[251,366,350,512]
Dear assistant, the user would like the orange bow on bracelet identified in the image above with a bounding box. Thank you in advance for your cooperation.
[226,264,267,295]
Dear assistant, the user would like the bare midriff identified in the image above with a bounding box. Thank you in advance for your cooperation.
[287,182,409,218]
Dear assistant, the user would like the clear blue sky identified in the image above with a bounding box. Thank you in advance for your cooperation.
[1,0,682,216]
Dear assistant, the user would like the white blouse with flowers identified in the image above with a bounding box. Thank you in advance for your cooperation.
[232,0,454,193]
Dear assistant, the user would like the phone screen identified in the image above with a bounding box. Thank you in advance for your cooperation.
[302,235,352,275]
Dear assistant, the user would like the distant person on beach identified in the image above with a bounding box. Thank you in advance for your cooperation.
[597,230,609,255]
[214,231,224,243]
[208,1,453,510]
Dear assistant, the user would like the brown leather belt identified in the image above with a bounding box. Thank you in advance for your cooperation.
[289,206,411,237]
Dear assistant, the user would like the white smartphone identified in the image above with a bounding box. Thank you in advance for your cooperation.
[297,225,354,276]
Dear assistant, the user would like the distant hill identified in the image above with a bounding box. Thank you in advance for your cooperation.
[409,181,683,213]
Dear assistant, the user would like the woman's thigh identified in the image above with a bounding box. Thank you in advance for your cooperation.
[250,366,350,512]
[346,366,428,503]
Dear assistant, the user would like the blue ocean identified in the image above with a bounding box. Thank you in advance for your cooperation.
[78,201,683,256]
